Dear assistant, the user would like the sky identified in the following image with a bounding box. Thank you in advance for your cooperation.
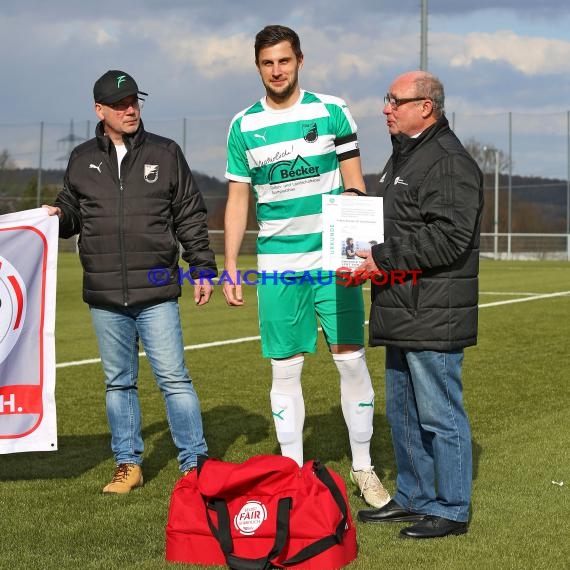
[1,0,569,180]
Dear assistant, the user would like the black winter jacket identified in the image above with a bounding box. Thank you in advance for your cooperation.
[369,115,483,350]
[55,121,217,308]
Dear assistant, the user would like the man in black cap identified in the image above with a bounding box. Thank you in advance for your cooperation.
[44,70,217,494]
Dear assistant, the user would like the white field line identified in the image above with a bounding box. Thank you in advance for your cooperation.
[55,290,570,369]
[480,291,541,296]
[361,288,553,297]
[56,336,263,369]
[478,290,570,308]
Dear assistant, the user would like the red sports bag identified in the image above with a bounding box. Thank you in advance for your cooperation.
[166,455,357,569]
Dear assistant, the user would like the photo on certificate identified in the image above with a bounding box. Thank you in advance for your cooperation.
[321,194,384,270]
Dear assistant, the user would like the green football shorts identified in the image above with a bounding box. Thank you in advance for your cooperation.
[256,273,365,359]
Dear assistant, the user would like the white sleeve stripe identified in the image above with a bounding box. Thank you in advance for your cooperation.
[225,172,251,183]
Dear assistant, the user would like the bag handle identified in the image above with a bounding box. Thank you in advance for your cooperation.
[281,460,349,567]
[206,496,292,570]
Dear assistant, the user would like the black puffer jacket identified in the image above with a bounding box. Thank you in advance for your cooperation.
[55,121,217,308]
[369,115,483,350]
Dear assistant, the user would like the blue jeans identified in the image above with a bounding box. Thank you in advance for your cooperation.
[385,347,472,522]
[90,300,207,472]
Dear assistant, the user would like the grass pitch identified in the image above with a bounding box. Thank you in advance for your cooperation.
[1,254,569,569]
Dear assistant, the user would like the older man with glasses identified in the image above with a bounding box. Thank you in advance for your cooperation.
[355,71,484,539]
[44,70,217,493]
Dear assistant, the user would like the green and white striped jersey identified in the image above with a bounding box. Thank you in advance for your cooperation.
[225,90,360,273]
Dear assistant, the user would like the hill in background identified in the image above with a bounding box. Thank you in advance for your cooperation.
[1,168,567,233]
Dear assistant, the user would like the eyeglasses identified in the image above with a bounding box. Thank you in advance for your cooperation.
[105,97,144,112]
[383,94,428,109]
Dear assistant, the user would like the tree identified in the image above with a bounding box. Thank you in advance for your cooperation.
[0,149,16,171]
[18,176,59,211]
[0,150,18,213]
[463,138,511,175]
[463,139,513,233]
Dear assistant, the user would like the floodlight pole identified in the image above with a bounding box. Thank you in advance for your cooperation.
[507,112,512,259]
[420,0,428,70]
[183,117,187,158]
[494,149,500,260]
[36,121,44,208]
[567,110,569,261]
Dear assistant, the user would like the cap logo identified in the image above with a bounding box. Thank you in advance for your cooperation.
[116,75,127,88]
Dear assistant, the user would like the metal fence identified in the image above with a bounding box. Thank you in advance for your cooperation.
[1,109,569,178]
[480,233,570,261]
[55,230,570,261]
[216,231,570,261]
[1,110,569,260]
[211,230,570,261]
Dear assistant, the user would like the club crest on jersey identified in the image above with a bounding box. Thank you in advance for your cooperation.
[144,164,159,183]
[234,500,268,535]
[0,256,27,365]
[302,122,318,143]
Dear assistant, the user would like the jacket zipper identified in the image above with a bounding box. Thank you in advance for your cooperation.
[411,269,420,317]
[119,178,128,306]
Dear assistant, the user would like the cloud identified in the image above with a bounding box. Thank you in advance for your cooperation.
[345,97,384,120]
[425,0,569,16]
[156,31,253,77]
[1,1,569,180]
[95,27,117,46]
[443,31,570,75]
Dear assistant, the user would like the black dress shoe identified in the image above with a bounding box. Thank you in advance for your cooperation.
[357,499,425,523]
[399,515,468,539]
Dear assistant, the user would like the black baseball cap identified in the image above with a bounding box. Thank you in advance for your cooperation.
[93,70,148,104]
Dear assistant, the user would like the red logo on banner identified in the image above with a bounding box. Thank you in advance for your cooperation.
[0,256,27,364]
[0,226,48,440]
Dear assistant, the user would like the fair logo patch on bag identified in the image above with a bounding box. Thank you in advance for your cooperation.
[144,164,159,183]
[234,500,267,535]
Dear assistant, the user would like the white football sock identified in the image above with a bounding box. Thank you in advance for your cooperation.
[270,356,305,467]
[333,349,375,471]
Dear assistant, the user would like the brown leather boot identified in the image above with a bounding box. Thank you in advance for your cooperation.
[102,463,143,494]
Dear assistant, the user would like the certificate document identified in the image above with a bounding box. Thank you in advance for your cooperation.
[321,194,383,270]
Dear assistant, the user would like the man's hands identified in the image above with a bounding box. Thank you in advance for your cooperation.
[42,205,62,218]
[354,248,379,274]
[338,249,380,287]
[222,267,244,306]
[342,188,367,197]
[194,282,213,306]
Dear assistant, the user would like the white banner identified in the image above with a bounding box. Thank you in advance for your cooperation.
[0,208,58,453]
